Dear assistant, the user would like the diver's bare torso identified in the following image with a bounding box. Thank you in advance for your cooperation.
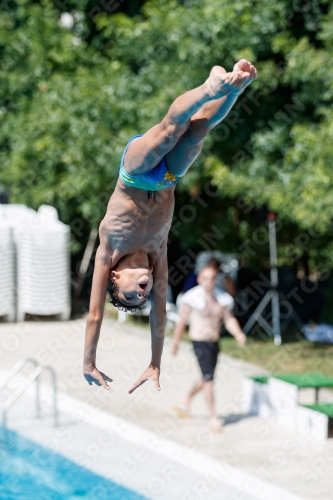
[99,178,175,267]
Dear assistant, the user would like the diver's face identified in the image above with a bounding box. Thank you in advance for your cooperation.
[112,267,153,306]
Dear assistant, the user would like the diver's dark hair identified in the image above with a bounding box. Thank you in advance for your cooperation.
[107,276,147,312]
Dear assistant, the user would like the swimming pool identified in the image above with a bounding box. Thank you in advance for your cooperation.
[0,427,148,500]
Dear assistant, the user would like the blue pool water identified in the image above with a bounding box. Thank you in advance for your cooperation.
[0,428,148,500]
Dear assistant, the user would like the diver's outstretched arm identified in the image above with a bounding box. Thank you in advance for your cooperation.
[83,246,112,390]
[128,238,168,394]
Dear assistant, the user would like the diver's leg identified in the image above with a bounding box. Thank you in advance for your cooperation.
[165,60,257,177]
[124,65,253,176]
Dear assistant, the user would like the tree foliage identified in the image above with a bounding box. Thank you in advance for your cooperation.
[1,0,333,269]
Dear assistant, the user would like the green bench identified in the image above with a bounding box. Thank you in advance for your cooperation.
[243,373,333,438]
[269,373,333,438]
[272,373,333,403]
[298,403,333,439]
[242,375,270,416]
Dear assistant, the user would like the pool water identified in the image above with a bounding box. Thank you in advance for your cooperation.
[0,428,148,500]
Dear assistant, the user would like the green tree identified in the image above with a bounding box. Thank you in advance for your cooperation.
[93,0,333,267]
[1,0,333,274]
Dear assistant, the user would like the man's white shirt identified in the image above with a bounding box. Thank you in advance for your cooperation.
[178,284,234,312]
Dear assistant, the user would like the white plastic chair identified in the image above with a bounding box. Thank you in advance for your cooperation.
[0,203,71,322]
[0,223,16,321]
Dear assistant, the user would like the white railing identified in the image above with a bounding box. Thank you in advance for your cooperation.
[0,358,58,434]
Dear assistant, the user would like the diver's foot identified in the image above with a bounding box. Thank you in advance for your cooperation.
[205,59,258,99]
[204,65,251,99]
[209,417,223,433]
[232,59,258,94]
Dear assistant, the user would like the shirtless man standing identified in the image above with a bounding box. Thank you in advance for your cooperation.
[171,266,246,432]
[83,60,257,395]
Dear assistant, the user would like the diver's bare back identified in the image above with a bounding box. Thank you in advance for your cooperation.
[99,178,175,266]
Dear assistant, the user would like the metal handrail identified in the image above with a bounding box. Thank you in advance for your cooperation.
[0,357,41,418]
[0,358,39,391]
[1,362,58,433]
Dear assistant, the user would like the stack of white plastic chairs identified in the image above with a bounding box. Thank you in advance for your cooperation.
[0,212,15,321]
[0,204,71,321]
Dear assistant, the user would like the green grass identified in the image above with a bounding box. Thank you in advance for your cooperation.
[105,302,333,377]
[221,330,333,377]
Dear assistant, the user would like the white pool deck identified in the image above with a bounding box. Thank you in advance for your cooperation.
[0,317,333,500]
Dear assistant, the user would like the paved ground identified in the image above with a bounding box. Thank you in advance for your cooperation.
[2,384,304,500]
[1,317,333,500]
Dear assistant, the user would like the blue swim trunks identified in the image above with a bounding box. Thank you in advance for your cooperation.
[119,135,182,192]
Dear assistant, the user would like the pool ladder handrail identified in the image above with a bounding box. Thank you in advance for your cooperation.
[0,357,58,432]
[0,358,41,417]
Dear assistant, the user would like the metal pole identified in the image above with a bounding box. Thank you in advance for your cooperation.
[2,408,7,436]
[36,366,59,427]
[36,376,41,418]
[268,213,281,345]
[272,293,281,346]
[0,358,38,392]
[50,369,58,427]
[315,387,319,403]
[243,290,273,334]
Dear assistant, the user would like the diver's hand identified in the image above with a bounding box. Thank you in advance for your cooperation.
[83,364,112,390]
[128,365,160,394]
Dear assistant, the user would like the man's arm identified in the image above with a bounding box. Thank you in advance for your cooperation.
[171,304,191,355]
[83,246,113,389]
[223,307,247,347]
[128,238,168,394]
